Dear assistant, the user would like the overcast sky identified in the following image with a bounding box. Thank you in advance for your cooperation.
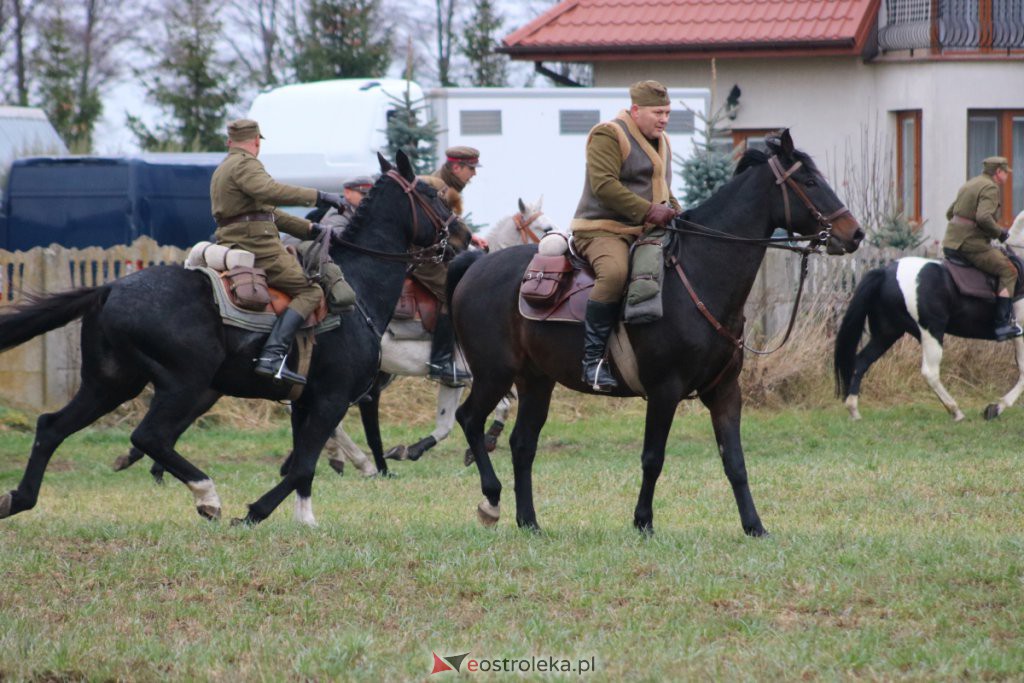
[93,0,553,154]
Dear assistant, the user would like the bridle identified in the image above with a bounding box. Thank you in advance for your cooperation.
[329,170,458,265]
[514,211,544,244]
[767,155,851,248]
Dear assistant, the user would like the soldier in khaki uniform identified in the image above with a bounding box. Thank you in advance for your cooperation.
[320,176,374,231]
[211,118,345,384]
[412,146,481,386]
[571,81,681,391]
[942,155,1020,340]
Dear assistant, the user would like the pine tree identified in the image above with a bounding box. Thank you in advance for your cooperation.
[290,0,391,82]
[383,81,439,175]
[461,0,507,87]
[676,89,738,208]
[127,0,238,151]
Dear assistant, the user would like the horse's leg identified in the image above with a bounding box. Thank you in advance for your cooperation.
[845,331,901,420]
[632,390,681,535]
[357,377,390,473]
[130,389,225,520]
[112,446,146,471]
[323,422,378,476]
[1,379,146,519]
[508,376,555,531]
[486,389,516,452]
[919,331,964,421]
[410,384,463,461]
[456,374,515,527]
[701,378,766,537]
[984,333,1024,419]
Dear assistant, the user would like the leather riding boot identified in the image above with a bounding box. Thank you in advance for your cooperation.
[994,296,1023,341]
[428,312,471,387]
[581,299,619,392]
[254,308,308,385]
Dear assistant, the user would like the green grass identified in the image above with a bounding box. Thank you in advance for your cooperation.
[0,398,1022,681]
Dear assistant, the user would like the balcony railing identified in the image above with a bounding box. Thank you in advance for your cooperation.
[879,0,1024,52]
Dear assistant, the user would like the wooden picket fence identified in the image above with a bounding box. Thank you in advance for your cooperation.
[0,239,936,410]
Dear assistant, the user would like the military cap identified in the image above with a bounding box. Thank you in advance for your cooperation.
[630,80,670,107]
[343,176,374,192]
[983,156,1012,174]
[445,146,482,167]
[227,119,265,142]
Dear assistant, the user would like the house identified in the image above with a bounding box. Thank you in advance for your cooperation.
[502,0,1024,241]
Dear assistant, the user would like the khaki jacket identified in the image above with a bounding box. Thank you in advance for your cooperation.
[942,173,1003,250]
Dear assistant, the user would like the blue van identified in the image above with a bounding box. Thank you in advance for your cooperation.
[0,154,223,251]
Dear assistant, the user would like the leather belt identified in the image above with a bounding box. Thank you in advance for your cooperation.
[951,215,976,227]
[216,212,275,227]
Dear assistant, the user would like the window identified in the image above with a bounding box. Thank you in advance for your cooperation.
[559,110,599,134]
[967,110,1024,224]
[731,129,778,156]
[896,110,922,221]
[459,110,501,135]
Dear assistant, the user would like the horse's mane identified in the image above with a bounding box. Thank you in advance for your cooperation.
[734,147,820,177]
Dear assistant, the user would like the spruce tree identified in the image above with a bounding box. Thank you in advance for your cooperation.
[383,81,440,175]
[461,0,508,87]
[290,0,391,82]
[676,100,736,208]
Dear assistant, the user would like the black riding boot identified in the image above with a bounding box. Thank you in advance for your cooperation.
[428,312,471,387]
[254,308,308,385]
[994,296,1023,341]
[581,300,619,392]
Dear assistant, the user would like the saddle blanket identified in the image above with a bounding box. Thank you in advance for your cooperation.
[944,249,1024,301]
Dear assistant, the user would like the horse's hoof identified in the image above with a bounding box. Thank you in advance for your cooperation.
[477,500,500,527]
[746,527,770,538]
[230,516,254,527]
[384,445,408,461]
[517,520,542,533]
[328,459,345,475]
[111,454,135,471]
[952,410,965,422]
[372,469,397,480]
[464,448,475,467]
[983,403,1002,420]
[0,491,12,519]
[151,472,165,486]
[196,505,221,521]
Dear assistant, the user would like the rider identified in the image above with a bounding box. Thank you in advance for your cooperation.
[211,118,345,385]
[570,80,681,391]
[412,145,481,387]
[320,176,374,231]
[942,155,1021,341]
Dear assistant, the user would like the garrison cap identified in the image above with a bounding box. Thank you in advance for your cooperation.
[445,146,482,167]
[983,156,1012,174]
[343,176,374,192]
[227,119,264,142]
[629,80,670,107]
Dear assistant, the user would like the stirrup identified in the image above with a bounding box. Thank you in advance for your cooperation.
[255,356,307,385]
[583,358,617,392]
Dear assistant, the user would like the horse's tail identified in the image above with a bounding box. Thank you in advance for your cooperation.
[0,286,109,353]
[834,267,886,399]
[446,250,485,310]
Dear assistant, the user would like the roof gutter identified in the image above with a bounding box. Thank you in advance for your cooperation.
[500,38,859,59]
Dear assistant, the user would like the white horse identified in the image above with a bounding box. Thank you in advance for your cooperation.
[326,197,563,475]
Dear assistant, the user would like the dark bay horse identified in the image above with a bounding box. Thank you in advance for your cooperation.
[0,151,466,526]
[449,131,863,536]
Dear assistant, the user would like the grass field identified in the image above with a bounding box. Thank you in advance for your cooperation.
[0,389,1022,681]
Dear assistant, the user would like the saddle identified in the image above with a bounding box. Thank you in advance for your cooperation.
[943,248,1024,301]
[393,276,439,333]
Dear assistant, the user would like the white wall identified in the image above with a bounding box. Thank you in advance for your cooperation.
[595,57,1024,242]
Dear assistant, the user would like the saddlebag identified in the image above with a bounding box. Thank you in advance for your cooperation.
[224,266,271,311]
[520,254,572,305]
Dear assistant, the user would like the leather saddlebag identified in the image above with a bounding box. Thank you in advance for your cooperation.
[393,278,418,320]
[521,254,572,305]
[224,266,271,311]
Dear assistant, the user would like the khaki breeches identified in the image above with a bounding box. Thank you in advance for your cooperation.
[215,225,323,318]
[960,245,1018,294]
[574,234,634,304]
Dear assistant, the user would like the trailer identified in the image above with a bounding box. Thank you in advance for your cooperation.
[248,79,710,232]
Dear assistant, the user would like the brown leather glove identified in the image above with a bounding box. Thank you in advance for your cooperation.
[644,202,677,227]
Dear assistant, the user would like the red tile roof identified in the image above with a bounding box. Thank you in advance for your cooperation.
[503,0,881,60]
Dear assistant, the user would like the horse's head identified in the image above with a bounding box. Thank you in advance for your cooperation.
[761,130,864,255]
[517,196,560,240]
[376,150,472,259]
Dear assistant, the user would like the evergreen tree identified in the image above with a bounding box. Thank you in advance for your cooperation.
[290,0,391,82]
[461,0,507,87]
[676,93,738,208]
[127,0,238,151]
[383,80,439,175]
[34,7,80,148]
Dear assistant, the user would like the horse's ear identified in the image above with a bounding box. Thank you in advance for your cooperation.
[377,152,392,174]
[396,149,415,182]
[537,195,544,210]
[778,129,794,156]
[518,198,527,214]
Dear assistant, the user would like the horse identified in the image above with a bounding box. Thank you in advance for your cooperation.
[448,130,863,535]
[835,211,1024,422]
[0,150,467,526]
[321,196,560,474]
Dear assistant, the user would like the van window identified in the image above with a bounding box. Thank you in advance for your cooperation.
[559,110,600,135]
[460,110,502,135]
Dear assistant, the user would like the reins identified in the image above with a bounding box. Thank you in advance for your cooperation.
[514,212,543,244]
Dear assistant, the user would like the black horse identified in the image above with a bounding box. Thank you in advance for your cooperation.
[0,151,467,525]
[449,131,863,536]
[834,254,1024,422]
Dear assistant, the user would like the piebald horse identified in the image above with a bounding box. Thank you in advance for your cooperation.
[835,211,1024,421]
